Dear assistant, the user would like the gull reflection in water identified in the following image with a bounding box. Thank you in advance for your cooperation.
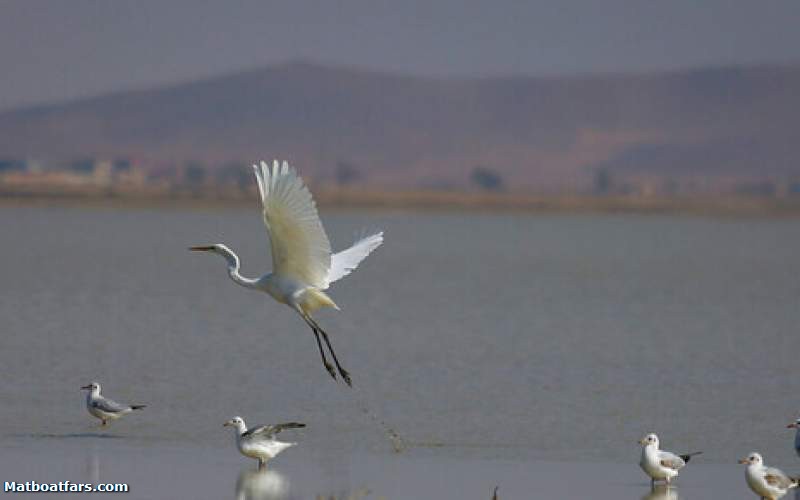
[85,446,100,485]
[312,488,372,500]
[235,468,290,500]
[641,484,680,500]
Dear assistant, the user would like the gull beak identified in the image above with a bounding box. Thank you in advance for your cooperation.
[223,420,232,427]
[788,422,799,429]
[637,438,646,445]
[80,385,92,390]
[190,246,215,252]
[738,458,750,464]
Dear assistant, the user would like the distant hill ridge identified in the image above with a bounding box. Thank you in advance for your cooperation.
[1,60,798,190]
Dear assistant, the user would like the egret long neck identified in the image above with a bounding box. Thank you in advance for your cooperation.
[218,248,259,289]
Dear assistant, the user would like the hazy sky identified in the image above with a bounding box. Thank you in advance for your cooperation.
[2,0,799,110]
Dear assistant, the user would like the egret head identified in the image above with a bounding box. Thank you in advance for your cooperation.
[80,381,101,392]
[638,433,659,447]
[190,244,228,254]
[190,243,238,263]
[739,452,762,465]
[224,416,246,431]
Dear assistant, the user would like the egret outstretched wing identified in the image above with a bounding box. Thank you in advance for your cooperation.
[253,161,332,287]
[324,231,384,288]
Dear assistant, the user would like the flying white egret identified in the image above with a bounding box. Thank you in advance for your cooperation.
[191,160,383,386]
[80,381,146,426]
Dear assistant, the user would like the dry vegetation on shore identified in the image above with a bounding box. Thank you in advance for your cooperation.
[2,187,800,217]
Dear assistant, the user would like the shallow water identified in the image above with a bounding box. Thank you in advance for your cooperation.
[0,435,760,499]
[1,206,799,498]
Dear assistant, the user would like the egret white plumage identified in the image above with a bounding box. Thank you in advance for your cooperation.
[191,160,383,386]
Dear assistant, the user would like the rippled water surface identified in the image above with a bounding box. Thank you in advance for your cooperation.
[1,205,799,498]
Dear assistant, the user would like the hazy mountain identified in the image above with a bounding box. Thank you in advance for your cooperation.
[1,61,798,190]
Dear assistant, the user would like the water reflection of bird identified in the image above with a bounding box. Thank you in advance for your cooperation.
[191,160,383,386]
[313,488,371,500]
[641,484,679,500]
[85,447,100,485]
[235,468,290,500]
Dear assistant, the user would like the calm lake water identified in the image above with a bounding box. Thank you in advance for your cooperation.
[1,205,799,499]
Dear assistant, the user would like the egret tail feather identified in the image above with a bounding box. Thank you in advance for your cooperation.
[301,288,339,313]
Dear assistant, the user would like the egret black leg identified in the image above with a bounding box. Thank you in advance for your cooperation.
[320,331,351,386]
[310,326,336,380]
[307,317,351,387]
[295,306,348,384]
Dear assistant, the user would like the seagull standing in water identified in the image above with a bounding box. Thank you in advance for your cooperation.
[638,433,701,486]
[224,416,305,469]
[80,382,146,426]
[740,452,799,499]
[191,160,383,386]
[786,417,800,457]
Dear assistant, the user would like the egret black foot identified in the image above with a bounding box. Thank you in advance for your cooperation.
[340,369,352,387]
[324,363,337,380]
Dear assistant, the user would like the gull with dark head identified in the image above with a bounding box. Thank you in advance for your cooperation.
[224,416,305,469]
[80,381,146,426]
[739,452,798,500]
[191,160,384,386]
[638,433,701,487]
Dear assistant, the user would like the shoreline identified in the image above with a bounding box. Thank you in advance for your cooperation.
[3,189,800,217]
